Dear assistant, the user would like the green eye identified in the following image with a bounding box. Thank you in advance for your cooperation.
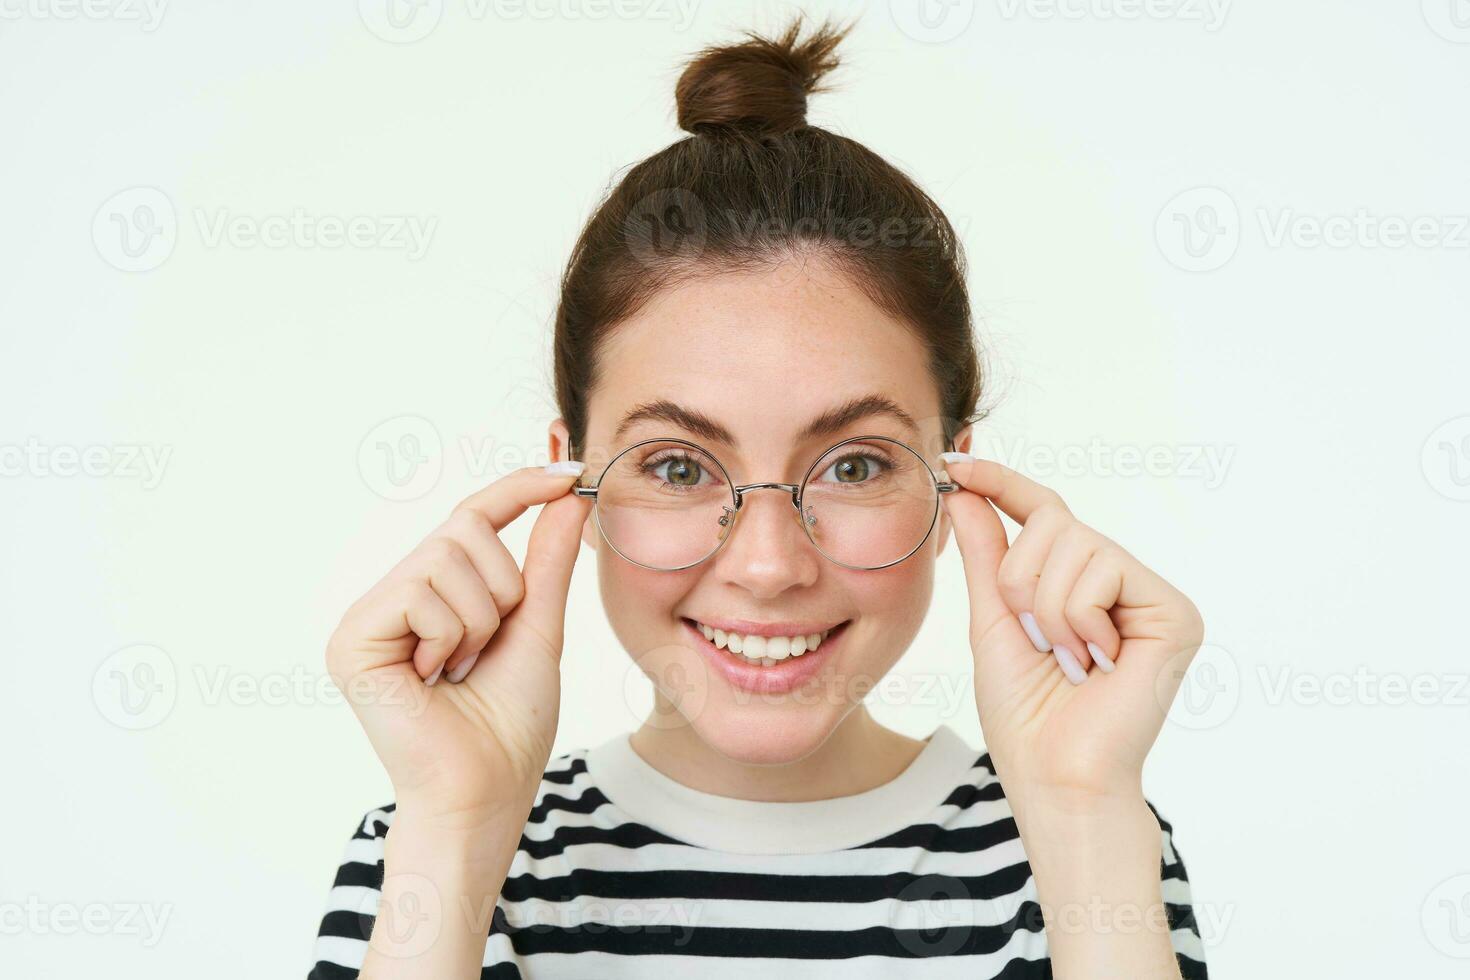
[664,457,702,486]
[642,453,706,488]
[832,455,871,483]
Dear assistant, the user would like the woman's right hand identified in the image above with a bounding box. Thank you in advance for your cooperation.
[325,463,592,830]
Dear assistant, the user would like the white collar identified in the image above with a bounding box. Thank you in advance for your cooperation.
[584,723,980,855]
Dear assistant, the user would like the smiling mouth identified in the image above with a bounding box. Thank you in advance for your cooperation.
[680,617,850,667]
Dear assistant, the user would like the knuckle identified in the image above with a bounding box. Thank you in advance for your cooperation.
[1063,592,1094,624]
[1179,595,1205,641]
[996,566,1032,603]
[466,612,501,648]
[502,570,527,610]
[1035,499,1070,525]
[323,641,349,680]
[1058,520,1093,548]
[1091,549,1124,578]
[398,577,431,605]
[449,503,493,535]
[418,536,462,571]
[1064,599,1099,628]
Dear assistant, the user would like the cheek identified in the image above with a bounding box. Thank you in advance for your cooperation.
[843,557,937,649]
[596,549,693,645]
[855,554,935,611]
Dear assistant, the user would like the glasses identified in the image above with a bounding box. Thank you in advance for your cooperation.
[572,435,958,571]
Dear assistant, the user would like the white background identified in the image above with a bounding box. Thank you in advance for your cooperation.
[2,1,1468,976]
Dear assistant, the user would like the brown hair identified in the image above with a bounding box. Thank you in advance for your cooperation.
[552,14,984,462]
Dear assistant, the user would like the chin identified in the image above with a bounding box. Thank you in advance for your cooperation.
[684,705,844,767]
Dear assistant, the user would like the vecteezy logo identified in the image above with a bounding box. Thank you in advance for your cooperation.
[356,873,441,957]
[1422,415,1470,502]
[93,187,177,272]
[358,415,443,502]
[1155,187,1240,272]
[623,188,707,271]
[1423,0,1470,43]
[358,0,443,43]
[1156,642,1239,731]
[623,643,709,730]
[1423,873,1470,958]
[889,0,975,43]
[890,875,973,956]
[93,644,177,730]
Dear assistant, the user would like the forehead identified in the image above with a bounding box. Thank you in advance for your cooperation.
[586,256,940,463]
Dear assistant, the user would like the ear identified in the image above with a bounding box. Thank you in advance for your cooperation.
[548,418,598,552]
[933,426,973,558]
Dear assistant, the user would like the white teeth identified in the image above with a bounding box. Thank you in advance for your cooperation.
[692,620,836,665]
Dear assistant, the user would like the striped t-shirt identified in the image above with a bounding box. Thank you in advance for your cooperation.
[309,723,1207,978]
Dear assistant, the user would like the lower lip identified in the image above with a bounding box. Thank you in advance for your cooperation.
[681,617,849,696]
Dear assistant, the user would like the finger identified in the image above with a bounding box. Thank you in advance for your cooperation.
[503,489,594,661]
[939,454,1070,528]
[938,489,1037,670]
[1033,524,1104,681]
[329,575,459,682]
[437,507,526,619]
[994,502,1071,652]
[401,579,465,684]
[1066,553,1124,673]
[421,541,501,683]
[452,463,587,533]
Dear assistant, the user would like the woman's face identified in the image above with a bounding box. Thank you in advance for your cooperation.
[551,253,967,765]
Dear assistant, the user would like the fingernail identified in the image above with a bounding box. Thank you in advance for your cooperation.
[544,460,586,477]
[1053,645,1087,685]
[425,663,444,687]
[1087,641,1116,673]
[939,451,974,465]
[447,651,480,684]
[1019,612,1052,652]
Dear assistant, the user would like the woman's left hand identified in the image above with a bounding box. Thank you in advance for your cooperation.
[938,454,1205,817]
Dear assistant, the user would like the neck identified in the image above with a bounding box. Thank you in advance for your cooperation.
[628,701,927,802]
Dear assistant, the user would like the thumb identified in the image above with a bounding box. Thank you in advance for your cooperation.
[509,490,593,658]
[941,490,1031,665]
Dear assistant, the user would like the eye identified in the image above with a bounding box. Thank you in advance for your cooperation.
[641,452,711,490]
[815,451,892,486]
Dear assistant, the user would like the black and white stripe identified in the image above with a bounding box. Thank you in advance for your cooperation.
[310,739,1207,978]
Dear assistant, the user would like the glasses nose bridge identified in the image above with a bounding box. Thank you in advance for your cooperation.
[732,480,802,508]
[728,480,808,533]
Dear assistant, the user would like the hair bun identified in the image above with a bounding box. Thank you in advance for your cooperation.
[675,17,850,137]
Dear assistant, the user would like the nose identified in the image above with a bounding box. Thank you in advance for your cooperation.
[712,485,820,597]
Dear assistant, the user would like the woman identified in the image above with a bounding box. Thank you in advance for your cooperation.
[310,16,1208,979]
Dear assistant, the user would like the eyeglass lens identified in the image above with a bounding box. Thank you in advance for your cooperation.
[591,438,940,570]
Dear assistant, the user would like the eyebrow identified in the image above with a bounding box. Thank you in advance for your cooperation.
[611,394,920,449]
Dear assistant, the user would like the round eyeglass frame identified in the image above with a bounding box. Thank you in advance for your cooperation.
[572,434,959,572]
